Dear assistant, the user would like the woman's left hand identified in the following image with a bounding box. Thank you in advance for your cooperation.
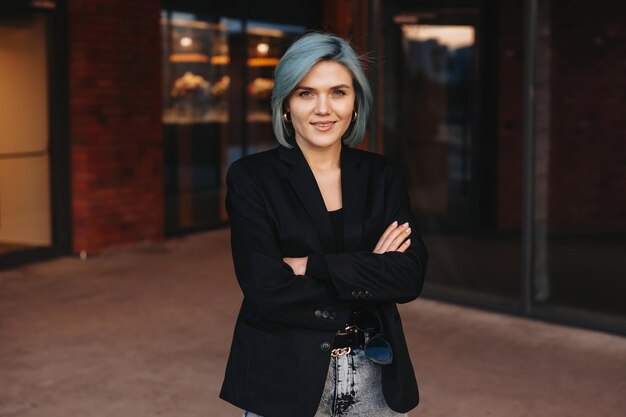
[283,257,308,276]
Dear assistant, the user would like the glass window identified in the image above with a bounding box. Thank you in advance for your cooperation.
[161,12,305,234]
[385,8,522,303]
[245,22,304,154]
[0,12,52,254]
[161,13,236,232]
[531,0,626,320]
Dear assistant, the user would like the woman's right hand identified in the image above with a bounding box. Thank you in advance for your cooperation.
[373,221,411,254]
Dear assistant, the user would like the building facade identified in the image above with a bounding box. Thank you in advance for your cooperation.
[0,0,624,333]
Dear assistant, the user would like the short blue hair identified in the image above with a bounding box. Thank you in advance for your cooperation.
[271,32,373,148]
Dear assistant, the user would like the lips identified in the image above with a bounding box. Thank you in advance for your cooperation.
[310,121,337,132]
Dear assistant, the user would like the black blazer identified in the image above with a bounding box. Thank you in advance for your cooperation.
[219,142,428,417]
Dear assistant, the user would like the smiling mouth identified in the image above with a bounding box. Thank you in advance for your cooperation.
[311,121,336,127]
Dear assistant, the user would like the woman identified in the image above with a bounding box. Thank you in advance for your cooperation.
[219,32,428,417]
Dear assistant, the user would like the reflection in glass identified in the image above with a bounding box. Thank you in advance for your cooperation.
[245,23,304,154]
[162,18,230,124]
[532,0,626,319]
[398,24,475,221]
[386,13,522,301]
[161,13,233,232]
[161,13,305,234]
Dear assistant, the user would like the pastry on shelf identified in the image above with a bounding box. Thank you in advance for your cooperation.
[171,71,210,98]
[211,75,230,97]
[248,77,274,99]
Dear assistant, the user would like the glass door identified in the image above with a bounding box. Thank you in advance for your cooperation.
[161,13,232,233]
[161,13,305,235]
[0,11,52,255]
[244,22,303,154]
[529,0,626,325]
[384,8,522,303]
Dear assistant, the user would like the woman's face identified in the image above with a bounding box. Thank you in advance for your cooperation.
[286,60,355,150]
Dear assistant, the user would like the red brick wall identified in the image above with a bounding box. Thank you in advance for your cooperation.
[496,0,524,230]
[496,0,625,230]
[68,0,164,253]
[548,0,626,229]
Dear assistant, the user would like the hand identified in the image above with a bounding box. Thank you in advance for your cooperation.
[283,256,308,276]
[373,221,411,254]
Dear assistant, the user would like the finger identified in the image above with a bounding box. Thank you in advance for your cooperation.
[282,258,295,273]
[379,225,406,252]
[373,221,398,252]
[376,221,398,249]
[387,226,411,252]
[380,222,409,252]
[395,238,411,253]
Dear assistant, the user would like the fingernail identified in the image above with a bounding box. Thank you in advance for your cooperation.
[406,239,411,244]
[403,222,409,227]
[406,227,411,233]
[392,221,398,226]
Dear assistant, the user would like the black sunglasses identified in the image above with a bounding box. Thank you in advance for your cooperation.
[352,310,393,366]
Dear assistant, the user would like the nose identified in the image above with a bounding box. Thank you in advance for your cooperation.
[314,95,330,115]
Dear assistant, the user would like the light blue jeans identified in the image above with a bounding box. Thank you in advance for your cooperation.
[243,348,408,417]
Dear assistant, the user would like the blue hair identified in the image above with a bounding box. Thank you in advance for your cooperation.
[271,32,373,148]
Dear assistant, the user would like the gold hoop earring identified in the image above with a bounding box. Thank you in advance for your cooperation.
[351,110,358,122]
[282,111,292,123]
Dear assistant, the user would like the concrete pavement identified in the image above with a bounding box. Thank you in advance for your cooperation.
[1,229,625,416]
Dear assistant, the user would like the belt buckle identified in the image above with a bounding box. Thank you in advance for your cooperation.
[331,347,352,357]
[335,325,358,336]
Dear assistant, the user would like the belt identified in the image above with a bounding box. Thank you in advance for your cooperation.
[332,327,369,350]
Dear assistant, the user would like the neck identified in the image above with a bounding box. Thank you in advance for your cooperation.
[295,138,342,170]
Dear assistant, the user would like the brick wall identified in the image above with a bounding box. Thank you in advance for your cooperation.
[548,0,626,229]
[496,0,626,230]
[496,0,524,230]
[68,0,164,253]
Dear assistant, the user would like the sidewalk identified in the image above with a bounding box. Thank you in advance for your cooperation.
[1,229,625,417]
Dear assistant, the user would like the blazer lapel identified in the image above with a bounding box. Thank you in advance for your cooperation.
[279,143,368,254]
[280,144,337,253]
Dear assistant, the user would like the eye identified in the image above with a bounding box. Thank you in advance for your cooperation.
[332,90,347,96]
[298,90,312,97]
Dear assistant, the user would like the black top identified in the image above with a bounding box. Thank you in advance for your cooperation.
[328,208,344,253]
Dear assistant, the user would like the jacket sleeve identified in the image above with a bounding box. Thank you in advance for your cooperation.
[226,160,351,331]
[305,165,428,304]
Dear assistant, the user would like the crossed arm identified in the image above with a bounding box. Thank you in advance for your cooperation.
[226,159,427,331]
[283,220,414,275]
